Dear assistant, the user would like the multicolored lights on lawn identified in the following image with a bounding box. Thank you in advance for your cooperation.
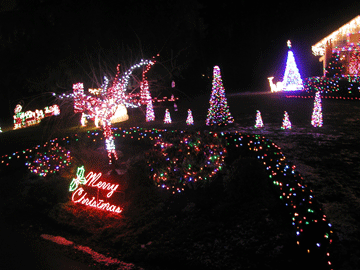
[25,138,71,177]
[254,110,264,128]
[206,66,234,126]
[222,132,333,269]
[281,111,292,130]
[0,126,334,268]
[311,91,323,127]
[148,132,226,193]
[69,166,122,214]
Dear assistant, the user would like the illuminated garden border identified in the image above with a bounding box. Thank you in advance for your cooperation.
[0,127,334,269]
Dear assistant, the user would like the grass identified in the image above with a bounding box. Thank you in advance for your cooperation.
[1,91,359,269]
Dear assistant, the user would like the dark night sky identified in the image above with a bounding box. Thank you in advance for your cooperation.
[1,0,360,118]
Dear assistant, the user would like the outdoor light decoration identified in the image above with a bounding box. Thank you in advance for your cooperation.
[303,75,360,96]
[348,50,360,75]
[146,100,155,122]
[186,109,194,125]
[282,41,304,91]
[139,61,153,105]
[69,166,122,214]
[13,104,60,130]
[71,59,155,164]
[254,110,264,128]
[325,53,344,78]
[268,41,303,92]
[221,132,334,269]
[140,79,151,105]
[0,126,334,269]
[163,108,172,124]
[148,132,226,193]
[206,66,234,126]
[268,77,283,92]
[281,111,292,129]
[312,15,360,56]
[26,138,71,177]
[311,91,323,127]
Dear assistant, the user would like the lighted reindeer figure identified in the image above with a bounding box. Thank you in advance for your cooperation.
[267,77,283,92]
[73,59,155,164]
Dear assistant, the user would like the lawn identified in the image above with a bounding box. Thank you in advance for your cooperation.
[0,91,359,269]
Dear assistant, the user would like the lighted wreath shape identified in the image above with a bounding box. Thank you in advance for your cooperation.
[26,140,71,177]
[147,132,226,193]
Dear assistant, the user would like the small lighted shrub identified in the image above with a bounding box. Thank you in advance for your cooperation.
[147,132,226,193]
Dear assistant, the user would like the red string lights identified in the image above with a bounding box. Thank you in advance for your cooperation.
[71,59,155,164]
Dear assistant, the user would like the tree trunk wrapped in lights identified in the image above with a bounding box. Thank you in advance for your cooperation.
[146,100,155,122]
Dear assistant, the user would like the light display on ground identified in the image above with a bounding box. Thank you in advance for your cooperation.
[186,109,194,125]
[281,111,292,130]
[147,132,226,193]
[206,66,234,126]
[69,165,122,214]
[268,40,304,92]
[254,110,264,128]
[303,75,360,96]
[0,126,334,268]
[26,139,71,177]
[268,77,283,93]
[13,104,60,130]
[163,108,172,124]
[311,91,323,127]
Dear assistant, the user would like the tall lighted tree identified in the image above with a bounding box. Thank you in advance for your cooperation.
[206,66,234,126]
[282,40,303,91]
[146,100,155,122]
[254,110,264,128]
[311,91,323,127]
[281,111,291,129]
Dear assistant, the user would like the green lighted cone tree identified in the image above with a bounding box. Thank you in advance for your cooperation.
[206,66,234,126]
[325,53,344,78]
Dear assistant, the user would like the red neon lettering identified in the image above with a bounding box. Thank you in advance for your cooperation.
[85,172,119,198]
[71,188,122,213]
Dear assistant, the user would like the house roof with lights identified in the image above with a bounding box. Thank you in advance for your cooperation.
[312,15,360,56]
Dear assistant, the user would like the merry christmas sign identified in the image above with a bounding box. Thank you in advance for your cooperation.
[69,166,122,214]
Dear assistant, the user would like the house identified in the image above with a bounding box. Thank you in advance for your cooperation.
[312,15,360,76]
